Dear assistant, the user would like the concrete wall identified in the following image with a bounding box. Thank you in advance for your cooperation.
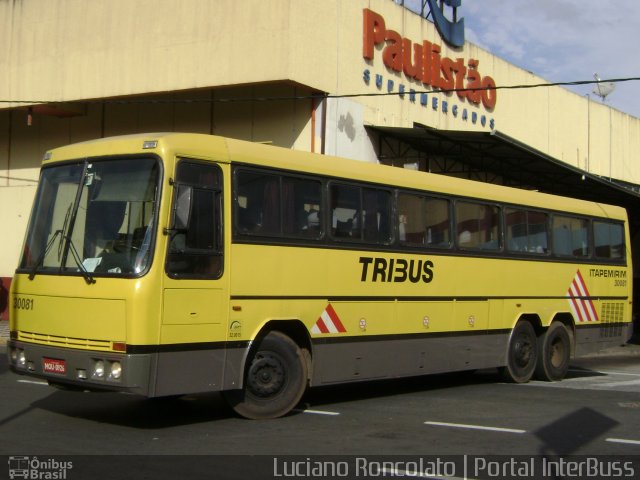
[2,0,298,101]
[2,0,638,180]
[0,84,314,277]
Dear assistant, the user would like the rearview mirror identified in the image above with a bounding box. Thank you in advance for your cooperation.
[173,184,193,230]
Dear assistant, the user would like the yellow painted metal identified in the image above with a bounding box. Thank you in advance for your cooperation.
[11,133,632,355]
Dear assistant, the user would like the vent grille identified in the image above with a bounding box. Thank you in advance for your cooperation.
[600,302,625,338]
[18,331,113,352]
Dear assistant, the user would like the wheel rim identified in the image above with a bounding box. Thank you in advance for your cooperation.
[550,336,566,368]
[514,333,533,369]
[246,352,286,398]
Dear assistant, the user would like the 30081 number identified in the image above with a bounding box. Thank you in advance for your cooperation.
[14,297,34,310]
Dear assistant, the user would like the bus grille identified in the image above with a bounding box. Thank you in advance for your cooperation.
[600,302,625,338]
[17,331,114,352]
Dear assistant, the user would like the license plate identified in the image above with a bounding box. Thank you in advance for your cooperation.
[43,358,66,375]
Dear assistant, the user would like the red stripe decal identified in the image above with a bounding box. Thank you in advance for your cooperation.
[315,317,330,334]
[325,304,346,332]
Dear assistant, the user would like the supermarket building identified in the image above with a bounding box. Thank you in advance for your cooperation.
[1,0,640,319]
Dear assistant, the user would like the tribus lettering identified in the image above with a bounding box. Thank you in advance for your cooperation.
[360,257,434,283]
[363,8,497,110]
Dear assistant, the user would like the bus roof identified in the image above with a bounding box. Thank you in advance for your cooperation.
[43,132,627,220]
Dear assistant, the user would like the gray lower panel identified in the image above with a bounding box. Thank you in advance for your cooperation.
[222,346,248,391]
[574,322,633,357]
[152,346,249,395]
[154,349,226,397]
[310,332,510,386]
[8,340,153,395]
[10,322,631,396]
[8,340,250,398]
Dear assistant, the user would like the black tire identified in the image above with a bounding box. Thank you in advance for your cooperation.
[535,322,571,381]
[223,331,308,419]
[500,321,538,383]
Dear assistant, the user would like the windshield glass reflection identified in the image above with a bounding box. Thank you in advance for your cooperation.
[20,158,161,279]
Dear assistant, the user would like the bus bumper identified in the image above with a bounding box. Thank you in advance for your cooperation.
[7,340,153,396]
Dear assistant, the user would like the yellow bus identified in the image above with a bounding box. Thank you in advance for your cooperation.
[8,133,633,419]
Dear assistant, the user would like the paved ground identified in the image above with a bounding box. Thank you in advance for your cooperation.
[1,333,640,480]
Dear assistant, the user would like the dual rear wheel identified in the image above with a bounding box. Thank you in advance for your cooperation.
[501,320,571,383]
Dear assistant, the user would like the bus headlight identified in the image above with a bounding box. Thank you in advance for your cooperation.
[9,348,26,366]
[110,361,122,380]
[93,360,105,378]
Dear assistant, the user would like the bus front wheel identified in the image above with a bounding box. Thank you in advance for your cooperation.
[223,331,308,420]
[500,321,538,383]
[535,322,571,381]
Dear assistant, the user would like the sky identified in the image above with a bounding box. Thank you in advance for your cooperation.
[402,0,640,118]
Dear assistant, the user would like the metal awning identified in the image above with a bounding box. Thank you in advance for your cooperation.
[369,124,640,217]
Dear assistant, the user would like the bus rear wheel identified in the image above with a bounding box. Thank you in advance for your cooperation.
[223,331,308,420]
[500,321,538,383]
[535,322,571,381]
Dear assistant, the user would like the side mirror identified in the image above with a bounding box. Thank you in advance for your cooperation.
[172,184,193,230]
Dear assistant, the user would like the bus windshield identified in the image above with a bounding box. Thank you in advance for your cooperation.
[19,157,161,280]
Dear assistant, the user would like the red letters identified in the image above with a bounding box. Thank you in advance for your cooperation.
[363,9,385,60]
[363,8,497,110]
[481,76,497,110]
[402,38,423,79]
[383,30,403,72]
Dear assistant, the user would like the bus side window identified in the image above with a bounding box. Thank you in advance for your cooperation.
[594,221,625,260]
[398,192,451,248]
[235,170,322,239]
[456,201,500,250]
[552,215,590,258]
[362,188,391,243]
[330,184,359,238]
[505,208,527,252]
[552,218,572,256]
[527,211,549,253]
[283,176,322,238]
[236,171,274,234]
[506,208,548,254]
[166,161,223,279]
[330,183,391,243]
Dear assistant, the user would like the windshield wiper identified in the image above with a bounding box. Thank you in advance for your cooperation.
[63,234,95,285]
[59,160,88,270]
[28,229,63,280]
[28,229,95,284]
[55,159,95,284]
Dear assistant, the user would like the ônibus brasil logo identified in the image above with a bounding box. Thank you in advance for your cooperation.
[8,456,73,479]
